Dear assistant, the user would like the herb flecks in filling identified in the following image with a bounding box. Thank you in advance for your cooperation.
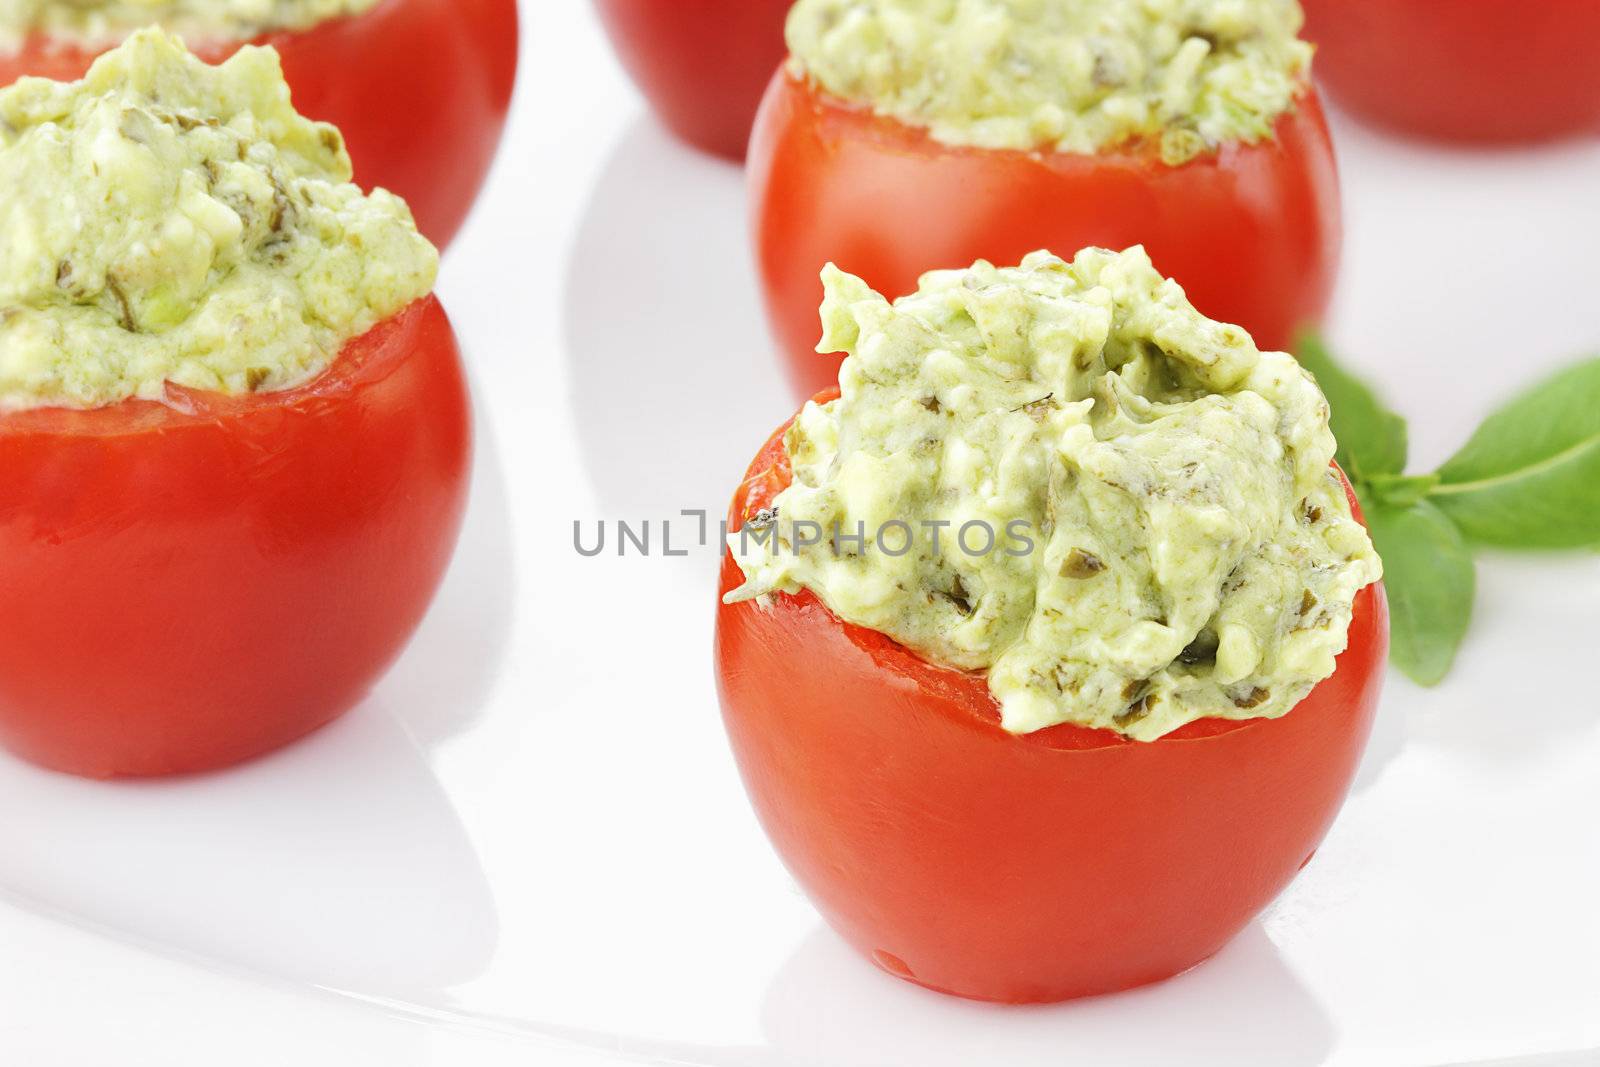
[786,0,1313,164]
[0,0,382,51]
[726,247,1381,741]
[0,28,436,410]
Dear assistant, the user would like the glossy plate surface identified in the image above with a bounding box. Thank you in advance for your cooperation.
[2,7,1597,1065]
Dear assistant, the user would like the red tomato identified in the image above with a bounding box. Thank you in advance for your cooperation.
[1302,0,1600,143]
[750,72,1342,399]
[0,297,471,779]
[715,396,1388,1003]
[0,0,519,249]
[592,0,792,159]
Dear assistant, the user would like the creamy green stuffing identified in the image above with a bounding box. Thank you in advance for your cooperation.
[726,248,1381,741]
[786,0,1313,164]
[0,28,436,410]
[0,0,382,51]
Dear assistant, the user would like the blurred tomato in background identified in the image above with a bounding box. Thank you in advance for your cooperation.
[1302,0,1600,143]
[593,0,793,159]
[750,71,1342,399]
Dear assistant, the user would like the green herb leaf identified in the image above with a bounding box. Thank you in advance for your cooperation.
[1428,358,1600,549]
[1365,472,1440,509]
[1296,334,1409,483]
[1365,499,1476,686]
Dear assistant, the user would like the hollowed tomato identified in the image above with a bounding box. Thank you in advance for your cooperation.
[592,0,792,160]
[750,72,1342,399]
[0,0,519,248]
[714,394,1388,1003]
[0,297,471,779]
[1302,0,1600,143]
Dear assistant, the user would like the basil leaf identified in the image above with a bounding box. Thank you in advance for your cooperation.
[1366,499,1476,686]
[1296,335,1408,483]
[1429,358,1600,548]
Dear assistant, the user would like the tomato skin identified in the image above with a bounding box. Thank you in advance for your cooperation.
[714,397,1388,1003]
[1302,0,1600,143]
[750,72,1341,400]
[592,0,792,160]
[0,0,519,249]
[0,297,471,779]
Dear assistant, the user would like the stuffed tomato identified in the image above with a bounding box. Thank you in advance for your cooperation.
[716,248,1387,1002]
[0,31,469,778]
[0,0,518,247]
[593,0,791,160]
[1301,0,1600,143]
[752,0,1340,399]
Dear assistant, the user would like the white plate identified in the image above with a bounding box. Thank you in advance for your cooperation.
[2,7,1598,1065]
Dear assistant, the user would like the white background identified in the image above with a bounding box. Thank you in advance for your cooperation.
[2,5,1598,1065]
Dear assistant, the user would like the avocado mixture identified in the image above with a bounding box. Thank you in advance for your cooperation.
[0,28,436,410]
[786,0,1313,164]
[0,1,382,51]
[726,248,1381,741]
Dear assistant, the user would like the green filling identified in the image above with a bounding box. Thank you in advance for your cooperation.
[0,1,382,50]
[786,0,1313,163]
[0,28,436,410]
[727,248,1381,741]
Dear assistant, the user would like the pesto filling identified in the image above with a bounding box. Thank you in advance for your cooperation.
[726,248,1381,741]
[786,0,1313,164]
[0,0,382,51]
[0,28,436,411]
